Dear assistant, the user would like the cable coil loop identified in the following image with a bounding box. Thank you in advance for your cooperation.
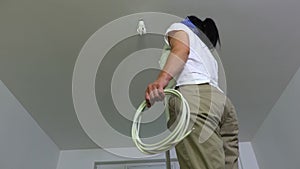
[131,89,192,154]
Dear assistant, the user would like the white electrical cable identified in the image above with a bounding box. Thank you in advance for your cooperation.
[131,89,193,155]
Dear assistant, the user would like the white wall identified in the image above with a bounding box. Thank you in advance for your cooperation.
[56,142,258,169]
[0,81,60,169]
[239,142,260,169]
[252,67,300,169]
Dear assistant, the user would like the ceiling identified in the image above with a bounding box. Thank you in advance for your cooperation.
[1,0,300,150]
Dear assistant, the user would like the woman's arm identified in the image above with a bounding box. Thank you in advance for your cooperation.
[145,30,190,107]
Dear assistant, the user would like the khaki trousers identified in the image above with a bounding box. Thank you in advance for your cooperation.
[167,84,239,169]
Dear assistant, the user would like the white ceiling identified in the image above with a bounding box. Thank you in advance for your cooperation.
[1,0,300,150]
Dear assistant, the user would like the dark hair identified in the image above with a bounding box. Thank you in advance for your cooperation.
[187,16,221,47]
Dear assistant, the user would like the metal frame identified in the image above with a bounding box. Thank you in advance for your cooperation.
[94,158,178,169]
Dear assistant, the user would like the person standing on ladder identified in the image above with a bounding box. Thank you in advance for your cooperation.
[145,16,239,169]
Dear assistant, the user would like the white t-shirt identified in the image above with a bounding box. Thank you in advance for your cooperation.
[163,22,220,90]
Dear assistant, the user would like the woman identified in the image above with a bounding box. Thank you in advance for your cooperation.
[145,16,239,169]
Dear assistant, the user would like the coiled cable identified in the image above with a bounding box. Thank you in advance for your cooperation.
[131,89,192,154]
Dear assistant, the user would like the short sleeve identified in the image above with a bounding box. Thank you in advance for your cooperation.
[164,23,193,46]
[164,23,207,48]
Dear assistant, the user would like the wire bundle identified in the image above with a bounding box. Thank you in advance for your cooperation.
[131,89,192,154]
